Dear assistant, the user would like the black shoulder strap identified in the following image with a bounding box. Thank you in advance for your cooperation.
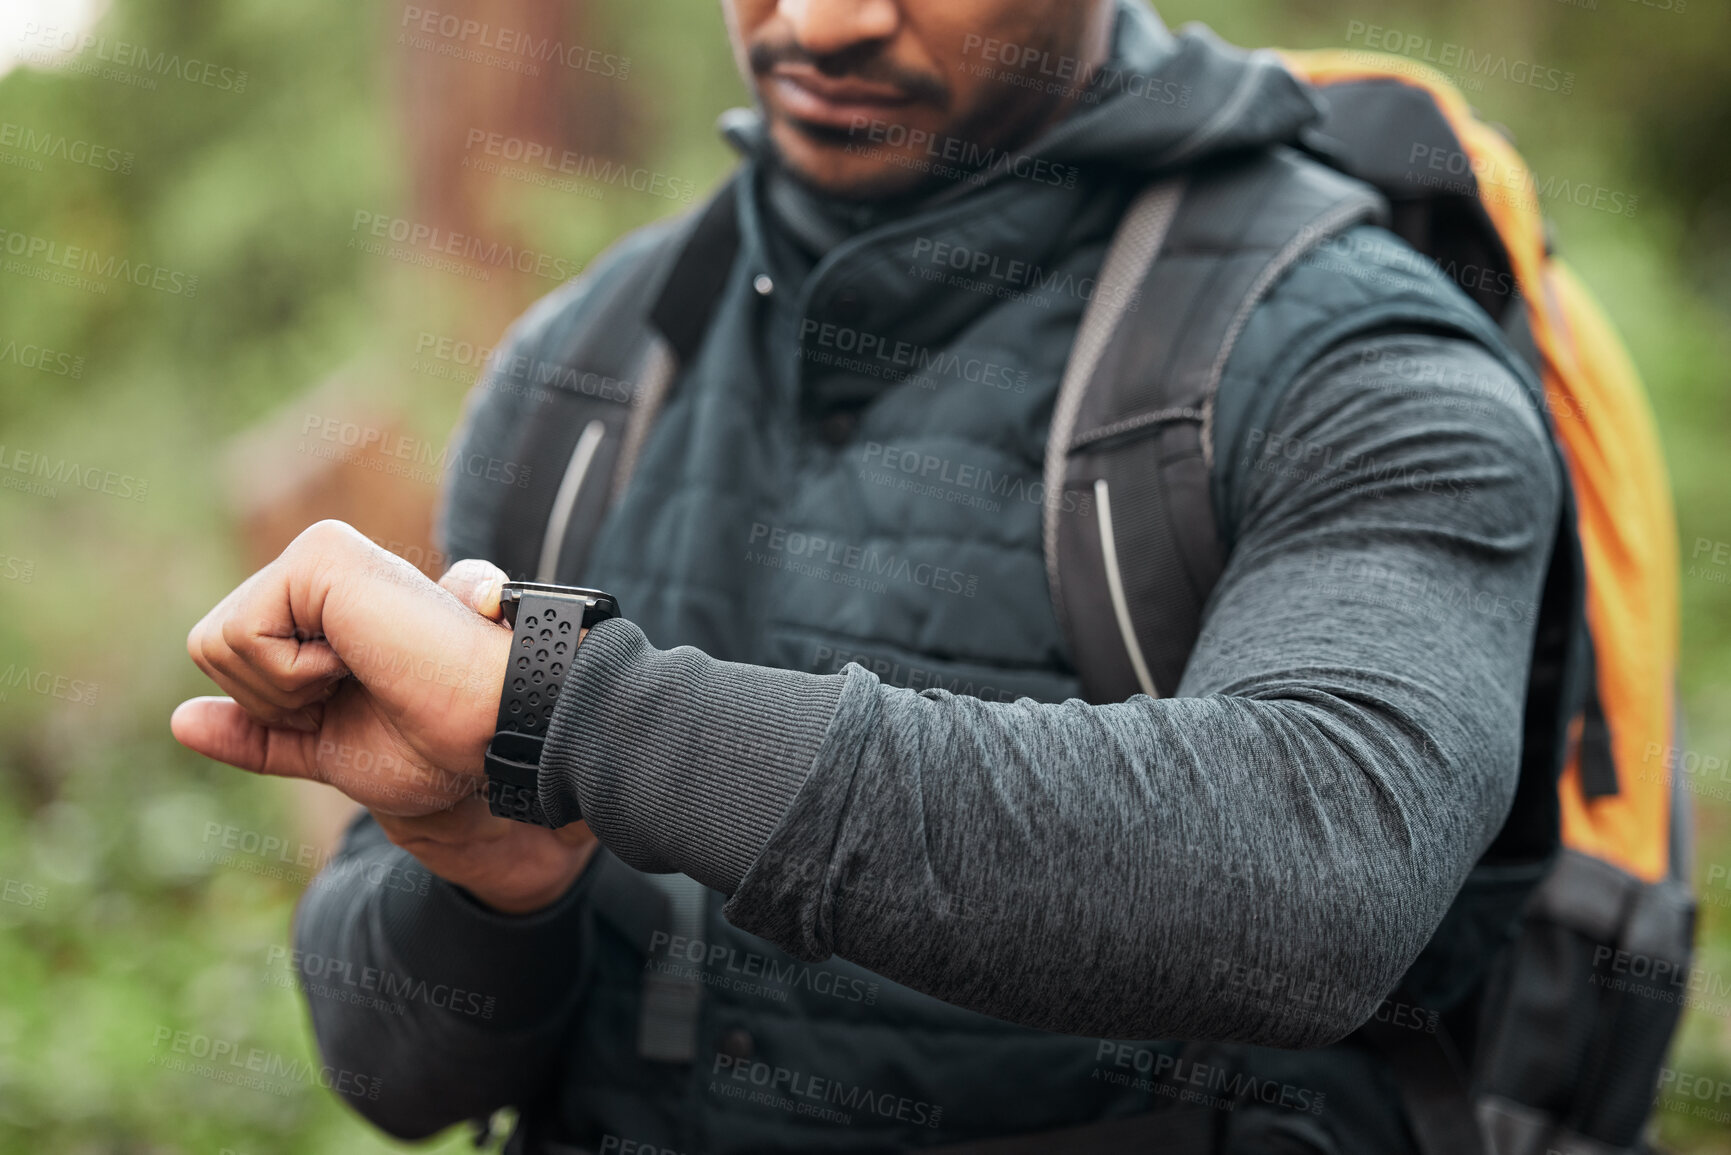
[1045,150,1385,701]
[490,181,742,583]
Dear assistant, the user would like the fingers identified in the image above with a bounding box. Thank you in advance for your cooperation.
[439,559,509,621]
[183,521,378,729]
[169,696,322,780]
[188,615,343,732]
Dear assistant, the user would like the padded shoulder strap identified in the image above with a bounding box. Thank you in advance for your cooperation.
[1046,149,1386,701]
[489,182,741,583]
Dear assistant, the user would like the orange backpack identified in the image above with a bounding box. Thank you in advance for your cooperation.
[1044,45,1691,1155]
[1282,51,1691,1154]
[1280,50,1682,892]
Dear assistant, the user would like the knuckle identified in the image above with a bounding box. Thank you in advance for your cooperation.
[293,518,359,557]
[219,615,255,656]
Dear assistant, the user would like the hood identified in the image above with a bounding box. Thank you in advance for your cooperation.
[722,1,1323,193]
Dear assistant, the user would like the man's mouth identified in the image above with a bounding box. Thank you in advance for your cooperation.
[769,64,916,129]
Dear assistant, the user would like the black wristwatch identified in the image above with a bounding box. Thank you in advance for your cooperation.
[483,582,621,826]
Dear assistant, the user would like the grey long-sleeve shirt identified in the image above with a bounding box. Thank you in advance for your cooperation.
[295,332,1559,1135]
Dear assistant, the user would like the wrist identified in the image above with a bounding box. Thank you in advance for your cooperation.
[463,838,600,915]
[461,616,515,775]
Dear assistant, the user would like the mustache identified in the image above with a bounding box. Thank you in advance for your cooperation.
[747,38,950,108]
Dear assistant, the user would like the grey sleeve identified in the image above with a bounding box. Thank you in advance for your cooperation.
[540,334,1561,1046]
[292,812,596,1138]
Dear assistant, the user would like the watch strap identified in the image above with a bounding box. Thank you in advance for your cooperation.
[484,585,619,825]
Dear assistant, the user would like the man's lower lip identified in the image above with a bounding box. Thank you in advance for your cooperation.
[771,76,910,129]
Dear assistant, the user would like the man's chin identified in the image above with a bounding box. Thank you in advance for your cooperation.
[768,120,940,203]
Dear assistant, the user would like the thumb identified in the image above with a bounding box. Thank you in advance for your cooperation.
[170,696,322,781]
[440,559,509,622]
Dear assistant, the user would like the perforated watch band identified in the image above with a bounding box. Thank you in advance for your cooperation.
[484,583,621,825]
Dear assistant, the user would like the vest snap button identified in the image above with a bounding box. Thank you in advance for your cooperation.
[719,1028,755,1060]
[753,273,775,297]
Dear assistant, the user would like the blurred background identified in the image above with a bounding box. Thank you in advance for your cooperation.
[0,0,1726,1150]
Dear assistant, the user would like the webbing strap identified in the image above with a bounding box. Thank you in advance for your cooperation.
[1576,642,1620,798]
[490,182,739,582]
[1048,150,1384,702]
[635,873,708,1064]
[1044,178,1187,697]
[1360,1018,1487,1155]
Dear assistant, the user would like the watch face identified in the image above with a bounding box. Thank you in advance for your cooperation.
[499,582,620,628]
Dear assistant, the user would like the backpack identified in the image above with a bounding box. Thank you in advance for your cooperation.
[1040,50,1690,1155]
[454,50,1691,1155]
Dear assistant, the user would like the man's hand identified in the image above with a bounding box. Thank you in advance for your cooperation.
[172,522,598,913]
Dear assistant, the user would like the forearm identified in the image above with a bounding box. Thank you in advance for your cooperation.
[293,812,594,1138]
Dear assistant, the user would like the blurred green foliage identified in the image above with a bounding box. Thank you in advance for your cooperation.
[0,0,1726,1151]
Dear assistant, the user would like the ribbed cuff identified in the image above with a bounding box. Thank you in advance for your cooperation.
[539,618,845,895]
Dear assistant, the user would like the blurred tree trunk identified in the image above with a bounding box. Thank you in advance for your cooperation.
[398,0,630,338]
[231,0,638,854]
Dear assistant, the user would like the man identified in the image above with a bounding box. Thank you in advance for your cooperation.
[173,0,1565,1151]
